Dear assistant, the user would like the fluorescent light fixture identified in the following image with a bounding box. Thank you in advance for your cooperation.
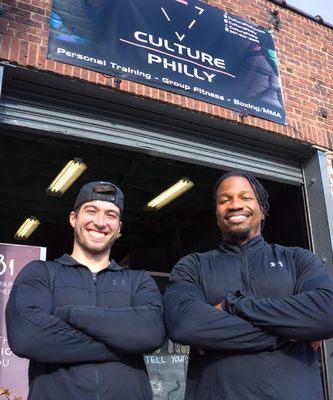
[14,217,40,240]
[147,178,194,210]
[46,158,87,197]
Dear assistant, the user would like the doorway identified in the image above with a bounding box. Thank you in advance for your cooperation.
[0,130,308,272]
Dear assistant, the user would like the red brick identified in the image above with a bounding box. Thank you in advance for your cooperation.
[63,64,74,77]
[0,35,12,59]
[9,38,20,61]
[3,0,18,6]
[45,58,56,72]
[28,34,42,44]
[2,11,16,21]
[27,41,37,66]
[54,61,65,75]
[17,1,46,14]
[80,68,89,81]
[37,45,46,69]
[18,39,29,65]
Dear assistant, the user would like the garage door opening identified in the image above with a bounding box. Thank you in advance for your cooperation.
[0,130,308,273]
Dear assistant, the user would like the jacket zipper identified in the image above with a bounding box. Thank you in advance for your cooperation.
[92,272,101,400]
[241,247,251,293]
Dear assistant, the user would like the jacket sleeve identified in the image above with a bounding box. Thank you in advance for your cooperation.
[54,271,166,354]
[224,247,333,340]
[6,261,123,364]
[163,254,281,352]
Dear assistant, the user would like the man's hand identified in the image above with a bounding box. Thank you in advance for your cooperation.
[310,340,321,351]
[289,338,320,351]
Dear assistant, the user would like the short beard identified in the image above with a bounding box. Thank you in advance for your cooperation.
[74,229,116,255]
[223,227,252,243]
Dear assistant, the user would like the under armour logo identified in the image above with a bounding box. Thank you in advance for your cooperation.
[112,279,127,286]
[270,261,284,267]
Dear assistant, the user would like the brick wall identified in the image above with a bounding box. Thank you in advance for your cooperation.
[0,0,332,150]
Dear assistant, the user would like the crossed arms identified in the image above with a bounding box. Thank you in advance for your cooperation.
[163,248,333,353]
[6,261,165,364]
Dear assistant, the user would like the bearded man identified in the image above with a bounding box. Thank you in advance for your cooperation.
[164,171,333,400]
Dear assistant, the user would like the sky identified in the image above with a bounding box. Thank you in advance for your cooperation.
[287,0,333,25]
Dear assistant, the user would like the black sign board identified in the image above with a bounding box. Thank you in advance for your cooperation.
[48,0,286,125]
[145,275,189,400]
[145,339,189,400]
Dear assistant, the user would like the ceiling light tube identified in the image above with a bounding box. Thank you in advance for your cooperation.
[147,178,194,210]
[46,158,87,197]
[14,217,41,240]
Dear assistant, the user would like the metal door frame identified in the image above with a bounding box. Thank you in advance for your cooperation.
[302,149,333,400]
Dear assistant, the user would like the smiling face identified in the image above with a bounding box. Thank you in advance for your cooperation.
[70,200,121,258]
[216,176,264,245]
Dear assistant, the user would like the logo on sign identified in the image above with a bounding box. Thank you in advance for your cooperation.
[0,255,14,276]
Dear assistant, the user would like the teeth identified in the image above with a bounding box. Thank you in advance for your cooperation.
[229,215,246,222]
[88,231,106,238]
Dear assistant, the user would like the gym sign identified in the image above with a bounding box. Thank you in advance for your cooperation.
[48,0,286,125]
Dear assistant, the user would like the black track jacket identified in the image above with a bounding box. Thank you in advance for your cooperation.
[164,235,333,400]
[6,254,166,400]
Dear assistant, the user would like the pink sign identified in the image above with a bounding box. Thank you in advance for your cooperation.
[0,243,46,400]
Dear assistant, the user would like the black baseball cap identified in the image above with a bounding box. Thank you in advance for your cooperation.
[74,181,124,215]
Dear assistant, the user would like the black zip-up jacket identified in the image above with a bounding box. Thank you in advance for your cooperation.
[6,254,166,400]
[164,236,333,400]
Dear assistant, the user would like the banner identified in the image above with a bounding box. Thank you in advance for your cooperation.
[48,0,286,125]
[0,243,46,400]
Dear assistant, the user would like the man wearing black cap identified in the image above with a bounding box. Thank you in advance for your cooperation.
[6,181,166,400]
[164,171,333,400]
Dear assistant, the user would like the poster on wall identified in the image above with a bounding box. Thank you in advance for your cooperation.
[145,339,189,400]
[47,0,286,125]
[0,243,46,400]
[147,275,189,400]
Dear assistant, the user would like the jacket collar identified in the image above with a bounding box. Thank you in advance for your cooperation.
[218,235,265,254]
[55,254,124,271]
